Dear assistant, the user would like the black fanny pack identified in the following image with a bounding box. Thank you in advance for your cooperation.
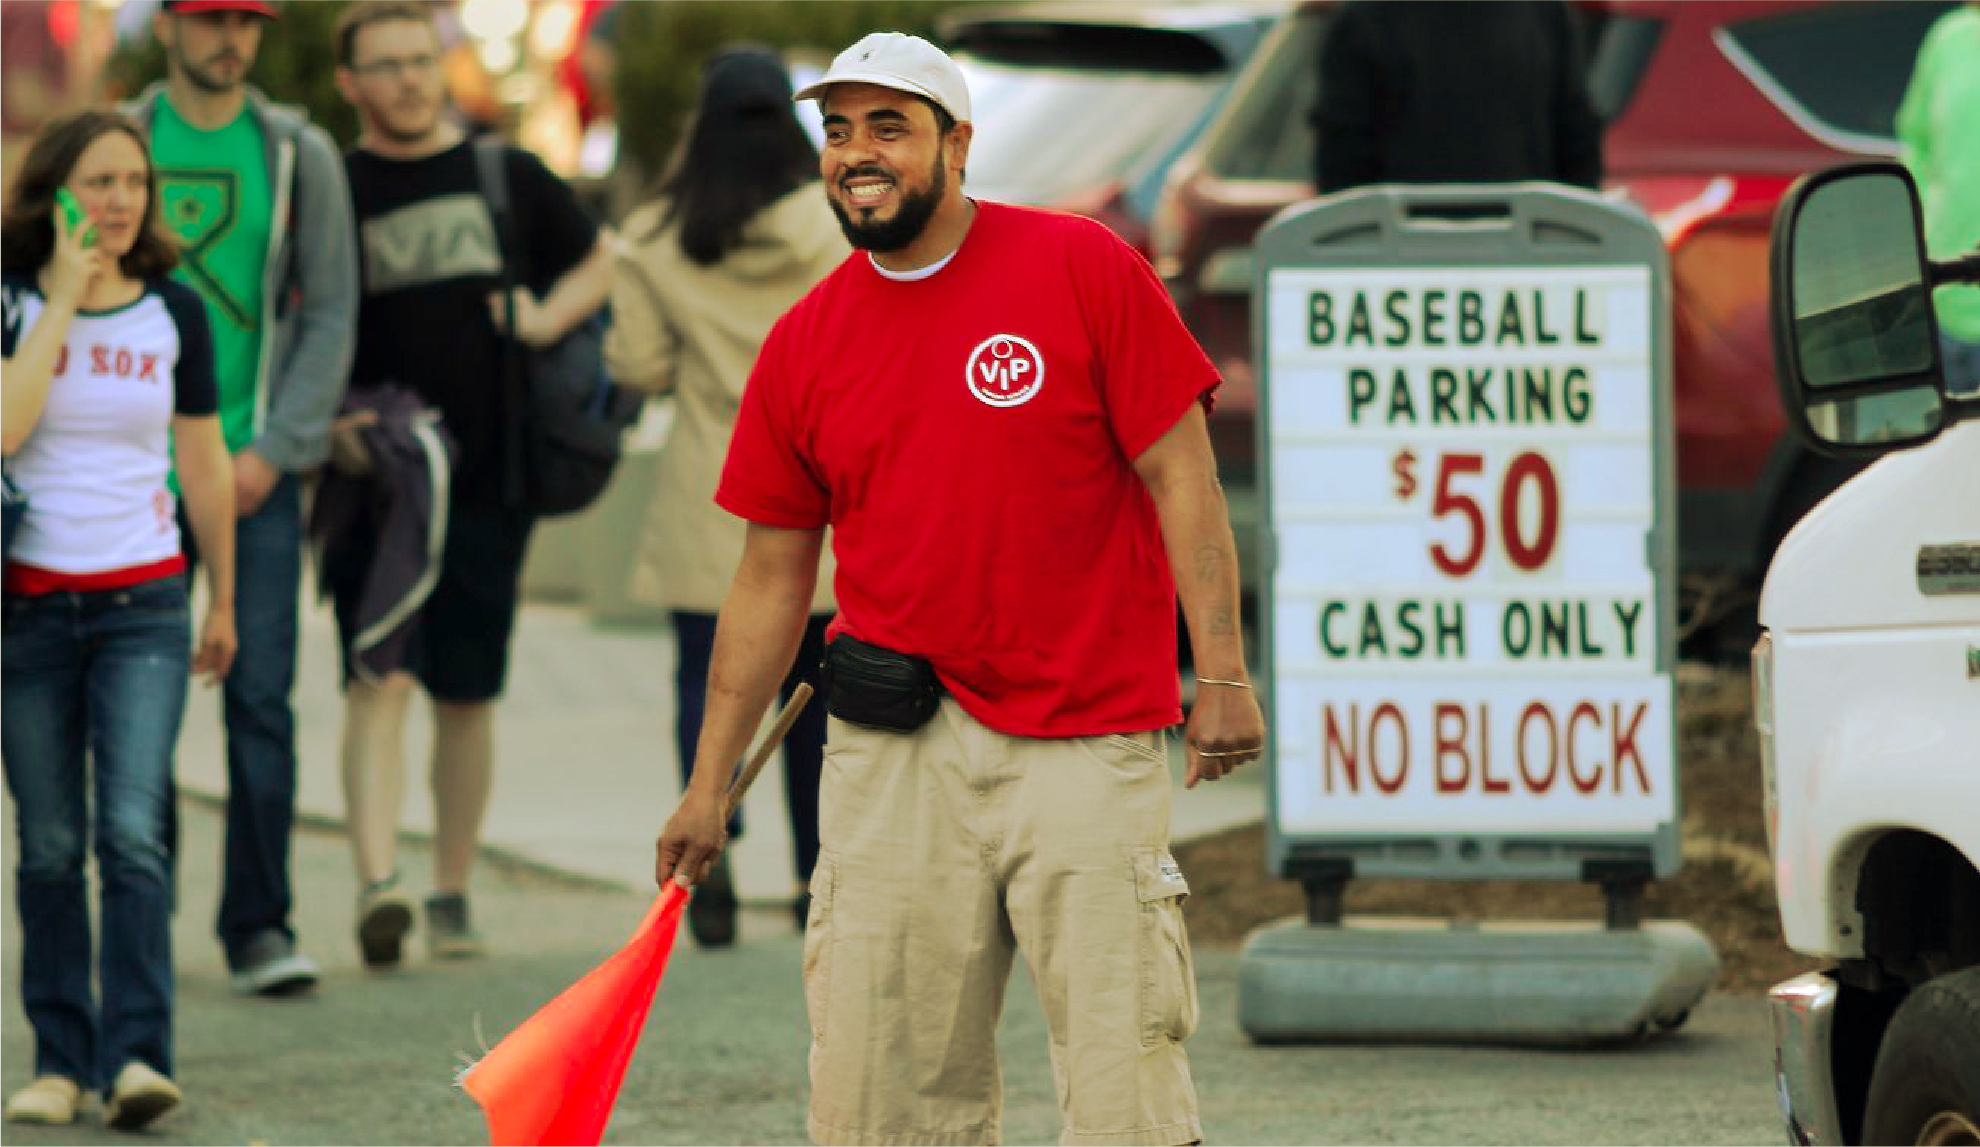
[822,635,943,733]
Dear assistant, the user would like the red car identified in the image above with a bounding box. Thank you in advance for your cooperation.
[1151,0,1955,656]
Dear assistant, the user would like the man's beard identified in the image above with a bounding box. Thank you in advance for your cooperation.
[831,155,945,253]
[180,53,245,95]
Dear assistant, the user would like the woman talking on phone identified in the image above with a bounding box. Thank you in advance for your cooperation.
[0,109,236,1132]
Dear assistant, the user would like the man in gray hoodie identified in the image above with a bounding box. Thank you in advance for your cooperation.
[125,0,357,997]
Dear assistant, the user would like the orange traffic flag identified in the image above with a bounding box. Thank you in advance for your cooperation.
[459,881,688,1146]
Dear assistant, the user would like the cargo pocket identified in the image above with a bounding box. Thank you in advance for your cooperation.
[803,850,837,1048]
[1134,847,1199,1047]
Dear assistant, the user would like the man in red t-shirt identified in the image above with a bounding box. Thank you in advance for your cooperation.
[654,31,1265,1147]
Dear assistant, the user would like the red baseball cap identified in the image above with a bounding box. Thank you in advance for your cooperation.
[163,0,279,17]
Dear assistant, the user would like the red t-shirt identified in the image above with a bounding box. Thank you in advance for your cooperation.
[718,202,1221,737]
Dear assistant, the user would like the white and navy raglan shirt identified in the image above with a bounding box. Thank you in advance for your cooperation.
[2,273,217,593]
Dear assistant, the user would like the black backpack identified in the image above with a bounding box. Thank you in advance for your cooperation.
[472,138,640,518]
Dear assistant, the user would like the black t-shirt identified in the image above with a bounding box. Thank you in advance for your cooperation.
[345,140,598,504]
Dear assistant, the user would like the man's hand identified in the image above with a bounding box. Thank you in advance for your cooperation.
[232,449,280,518]
[654,787,729,889]
[487,287,558,348]
[1184,679,1266,788]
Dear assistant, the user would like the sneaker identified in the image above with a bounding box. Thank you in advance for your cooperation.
[104,1063,179,1131]
[357,877,416,968]
[425,893,486,960]
[229,931,321,997]
[687,854,737,948]
[4,1076,81,1125]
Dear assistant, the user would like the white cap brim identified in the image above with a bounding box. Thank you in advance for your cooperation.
[793,73,965,123]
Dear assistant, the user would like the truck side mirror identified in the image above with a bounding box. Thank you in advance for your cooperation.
[1769,162,1946,456]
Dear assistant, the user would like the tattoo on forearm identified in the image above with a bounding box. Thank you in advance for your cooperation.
[1193,544,1225,587]
[1193,544,1238,635]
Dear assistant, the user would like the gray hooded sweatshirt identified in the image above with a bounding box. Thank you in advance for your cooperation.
[124,84,358,472]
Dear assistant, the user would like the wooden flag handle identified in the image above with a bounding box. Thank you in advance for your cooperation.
[722,683,814,821]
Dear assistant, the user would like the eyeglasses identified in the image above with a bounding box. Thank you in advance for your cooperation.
[349,53,438,79]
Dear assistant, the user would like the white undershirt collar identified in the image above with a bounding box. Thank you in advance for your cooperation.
[867,200,978,281]
[869,248,957,282]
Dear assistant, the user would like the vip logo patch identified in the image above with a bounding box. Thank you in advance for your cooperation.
[965,334,1045,408]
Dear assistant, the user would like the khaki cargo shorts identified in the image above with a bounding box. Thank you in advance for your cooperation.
[804,699,1201,1147]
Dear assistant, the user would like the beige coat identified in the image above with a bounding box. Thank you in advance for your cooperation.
[606,185,847,613]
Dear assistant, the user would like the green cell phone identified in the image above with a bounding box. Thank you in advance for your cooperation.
[55,188,96,248]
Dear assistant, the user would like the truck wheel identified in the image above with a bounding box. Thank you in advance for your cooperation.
[1863,967,1980,1146]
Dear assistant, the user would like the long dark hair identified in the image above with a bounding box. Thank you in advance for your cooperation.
[648,46,819,266]
[0,110,179,281]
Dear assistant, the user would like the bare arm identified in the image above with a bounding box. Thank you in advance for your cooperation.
[497,236,615,349]
[654,522,825,886]
[173,412,238,682]
[2,297,78,454]
[1133,403,1266,787]
[539,236,613,339]
[3,214,98,454]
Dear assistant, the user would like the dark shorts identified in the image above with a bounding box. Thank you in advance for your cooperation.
[327,500,535,703]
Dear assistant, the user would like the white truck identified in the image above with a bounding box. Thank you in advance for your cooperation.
[1758,161,1980,1146]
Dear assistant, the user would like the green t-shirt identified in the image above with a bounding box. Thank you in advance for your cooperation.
[1896,6,1980,343]
[151,97,272,453]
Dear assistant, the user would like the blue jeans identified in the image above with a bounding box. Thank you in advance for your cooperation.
[2,577,191,1089]
[673,611,829,882]
[182,474,302,964]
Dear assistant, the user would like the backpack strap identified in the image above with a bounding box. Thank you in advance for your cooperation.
[471,136,515,274]
[470,136,529,508]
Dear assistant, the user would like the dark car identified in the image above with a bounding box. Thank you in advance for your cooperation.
[939,1,1287,255]
[1150,0,1956,655]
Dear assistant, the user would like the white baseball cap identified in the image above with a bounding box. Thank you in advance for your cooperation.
[793,31,972,124]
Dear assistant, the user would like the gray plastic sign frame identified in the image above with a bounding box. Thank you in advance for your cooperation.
[1252,183,1680,883]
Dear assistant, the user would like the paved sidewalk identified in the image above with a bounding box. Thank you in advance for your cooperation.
[0,797,1783,1146]
[3,604,1787,1146]
[172,601,1270,901]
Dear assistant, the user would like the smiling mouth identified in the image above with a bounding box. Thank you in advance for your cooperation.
[843,181,894,208]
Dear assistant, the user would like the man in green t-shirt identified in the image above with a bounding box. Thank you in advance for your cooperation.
[1897,1,1980,394]
[150,53,273,456]
[126,0,358,999]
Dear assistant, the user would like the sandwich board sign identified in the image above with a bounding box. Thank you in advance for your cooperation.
[1254,184,1679,886]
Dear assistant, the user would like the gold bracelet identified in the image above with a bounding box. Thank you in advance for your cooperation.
[1196,676,1251,689]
